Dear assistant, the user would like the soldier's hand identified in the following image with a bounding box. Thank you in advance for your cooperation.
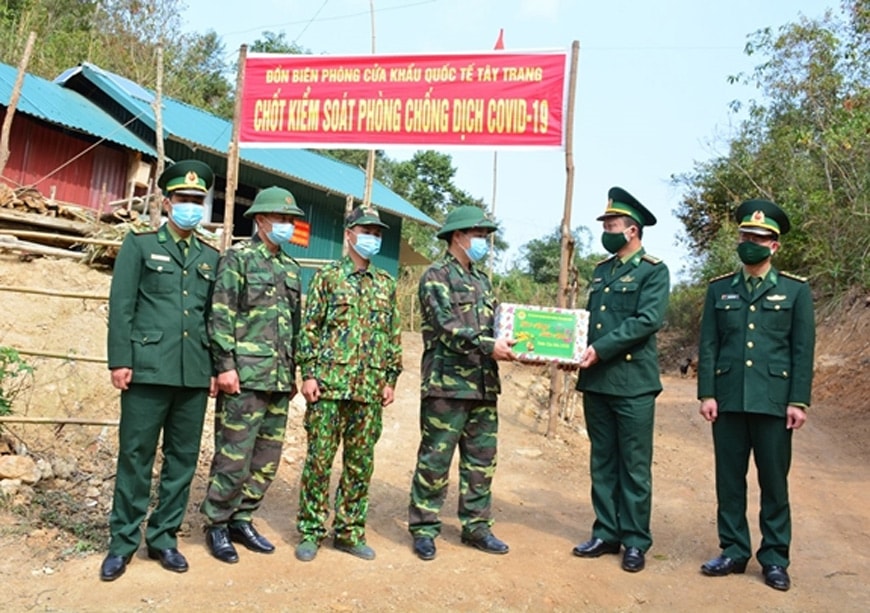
[208,377,218,398]
[302,378,321,404]
[786,405,807,430]
[699,398,718,422]
[217,369,241,394]
[382,385,395,407]
[577,346,599,369]
[492,338,517,361]
[110,367,133,391]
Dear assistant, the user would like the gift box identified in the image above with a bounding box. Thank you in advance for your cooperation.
[495,303,589,365]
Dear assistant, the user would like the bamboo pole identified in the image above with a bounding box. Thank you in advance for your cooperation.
[547,41,580,439]
[15,349,106,363]
[361,0,377,208]
[0,31,36,178]
[0,229,121,247]
[0,285,108,300]
[0,235,87,259]
[223,45,248,253]
[150,43,165,228]
[0,416,118,426]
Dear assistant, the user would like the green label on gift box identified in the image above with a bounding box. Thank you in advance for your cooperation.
[512,307,578,360]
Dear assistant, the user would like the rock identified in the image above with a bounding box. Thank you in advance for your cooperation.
[35,458,53,480]
[0,455,40,484]
[1,478,22,497]
[51,456,77,480]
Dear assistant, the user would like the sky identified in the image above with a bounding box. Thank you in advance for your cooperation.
[182,0,835,279]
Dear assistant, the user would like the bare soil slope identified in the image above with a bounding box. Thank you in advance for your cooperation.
[1,255,868,612]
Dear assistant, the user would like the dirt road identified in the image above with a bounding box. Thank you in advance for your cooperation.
[0,257,867,612]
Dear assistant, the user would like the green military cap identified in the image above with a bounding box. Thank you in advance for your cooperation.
[597,186,657,227]
[157,160,214,196]
[735,198,790,236]
[436,205,498,239]
[244,186,305,219]
[346,205,389,229]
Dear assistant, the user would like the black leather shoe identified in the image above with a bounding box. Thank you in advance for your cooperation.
[762,564,791,591]
[206,527,239,564]
[99,553,130,582]
[460,531,509,555]
[229,522,275,554]
[572,537,620,558]
[147,547,188,573]
[413,536,436,561]
[622,547,645,572]
[700,555,748,576]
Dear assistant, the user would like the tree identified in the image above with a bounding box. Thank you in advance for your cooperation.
[672,1,870,295]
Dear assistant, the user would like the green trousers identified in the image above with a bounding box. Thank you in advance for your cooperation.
[583,391,656,551]
[712,412,792,567]
[201,389,291,526]
[108,383,208,556]
[408,397,499,539]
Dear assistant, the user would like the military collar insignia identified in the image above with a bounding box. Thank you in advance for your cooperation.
[767,294,787,301]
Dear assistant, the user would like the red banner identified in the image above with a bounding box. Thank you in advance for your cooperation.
[239,51,567,149]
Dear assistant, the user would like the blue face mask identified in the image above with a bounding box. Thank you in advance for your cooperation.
[352,233,382,259]
[465,236,489,262]
[266,222,295,246]
[170,203,204,230]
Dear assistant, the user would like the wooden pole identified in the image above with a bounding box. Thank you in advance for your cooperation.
[0,284,108,300]
[547,41,580,439]
[223,45,248,253]
[150,43,166,228]
[0,229,121,247]
[14,348,106,363]
[0,31,37,178]
[362,0,377,208]
[0,416,118,426]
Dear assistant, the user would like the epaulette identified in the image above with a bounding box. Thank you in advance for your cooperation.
[595,255,615,266]
[708,271,736,284]
[199,240,219,252]
[780,271,808,283]
[641,253,663,265]
[130,227,157,235]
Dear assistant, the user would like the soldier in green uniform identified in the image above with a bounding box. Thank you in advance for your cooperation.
[294,205,402,562]
[101,160,220,581]
[698,199,814,592]
[201,186,304,564]
[407,205,517,562]
[572,187,670,573]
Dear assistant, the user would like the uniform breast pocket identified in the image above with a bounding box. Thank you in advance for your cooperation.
[610,282,639,311]
[283,277,301,311]
[243,272,275,309]
[326,292,354,326]
[195,266,215,299]
[714,300,745,332]
[761,300,793,331]
[142,260,177,294]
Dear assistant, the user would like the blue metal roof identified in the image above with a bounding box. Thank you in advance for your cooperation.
[55,63,437,227]
[0,63,156,156]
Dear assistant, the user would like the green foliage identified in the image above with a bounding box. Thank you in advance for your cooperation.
[672,1,870,298]
[0,346,33,416]
[664,281,707,349]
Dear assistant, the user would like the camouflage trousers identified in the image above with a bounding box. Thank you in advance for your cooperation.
[200,389,291,526]
[296,398,383,545]
[408,397,498,538]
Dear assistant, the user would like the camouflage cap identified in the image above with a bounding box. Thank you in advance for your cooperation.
[435,206,497,240]
[244,186,305,219]
[346,205,389,229]
[157,160,214,196]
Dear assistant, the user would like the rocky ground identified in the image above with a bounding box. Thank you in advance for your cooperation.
[0,255,868,612]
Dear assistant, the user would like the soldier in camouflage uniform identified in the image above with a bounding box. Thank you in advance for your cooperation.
[201,186,304,564]
[408,206,517,562]
[294,205,402,562]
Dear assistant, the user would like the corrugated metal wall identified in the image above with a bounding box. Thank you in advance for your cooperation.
[0,112,129,211]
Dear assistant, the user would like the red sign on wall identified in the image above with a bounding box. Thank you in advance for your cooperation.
[239,51,567,149]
